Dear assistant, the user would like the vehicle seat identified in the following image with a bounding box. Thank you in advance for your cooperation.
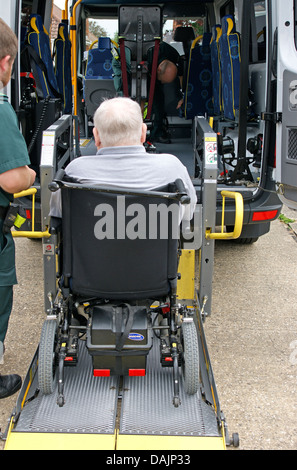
[83,37,116,118]
[184,33,214,119]
[85,37,113,79]
[219,15,241,120]
[54,23,72,113]
[210,25,223,116]
[26,14,60,100]
[173,26,195,89]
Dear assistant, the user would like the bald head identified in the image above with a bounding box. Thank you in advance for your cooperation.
[157,60,178,84]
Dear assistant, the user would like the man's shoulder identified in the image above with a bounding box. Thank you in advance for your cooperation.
[0,95,18,124]
[159,41,180,60]
[150,152,184,166]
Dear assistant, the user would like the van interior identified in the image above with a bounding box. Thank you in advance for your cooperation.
[17,0,279,239]
[76,0,272,186]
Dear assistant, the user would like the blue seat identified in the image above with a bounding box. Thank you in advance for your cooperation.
[27,14,60,100]
[210,25,223,116]
[54,23,72,114]
[184,33,213,119]
[83,37,116,119]
[85,37,113,79]
[219,15,241,120]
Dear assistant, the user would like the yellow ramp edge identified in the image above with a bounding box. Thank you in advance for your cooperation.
[5,431,116,451]
[5,431,226,451]
[116,435,226,451]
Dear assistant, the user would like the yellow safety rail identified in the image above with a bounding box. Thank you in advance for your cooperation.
[205,191,244,240]
[70,0,83,116]
[12,188,50,239]
[62,0,69,21]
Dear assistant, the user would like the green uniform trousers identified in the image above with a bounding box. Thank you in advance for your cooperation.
[0,219,17,343]
[0,286,13,343]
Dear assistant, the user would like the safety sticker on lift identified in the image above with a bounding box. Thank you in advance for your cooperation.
[205,136,217,165]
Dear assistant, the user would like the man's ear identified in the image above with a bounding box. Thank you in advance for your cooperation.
[0,55,11,73]
[93,126,102,149]
[140,123,147,143]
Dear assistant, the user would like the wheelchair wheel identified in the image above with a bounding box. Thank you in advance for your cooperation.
[182,320,199,395]
[38,320,57,395]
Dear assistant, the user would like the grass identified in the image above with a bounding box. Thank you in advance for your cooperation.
[279,214,296,225]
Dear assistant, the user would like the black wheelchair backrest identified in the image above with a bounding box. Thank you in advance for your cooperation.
[57,179,189,301]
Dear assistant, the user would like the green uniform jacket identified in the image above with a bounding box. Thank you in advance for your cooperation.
[0,93,31,286]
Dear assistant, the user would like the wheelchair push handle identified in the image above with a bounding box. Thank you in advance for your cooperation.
[174,179,191,205]
[48,173,191,206]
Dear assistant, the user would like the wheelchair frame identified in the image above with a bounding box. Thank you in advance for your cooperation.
[41,175,197,409]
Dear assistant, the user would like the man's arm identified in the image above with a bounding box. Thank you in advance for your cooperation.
[0,166,36,195]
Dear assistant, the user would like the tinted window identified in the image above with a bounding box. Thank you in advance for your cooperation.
[251,0,267,63]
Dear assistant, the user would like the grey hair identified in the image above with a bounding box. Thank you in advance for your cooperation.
[93,97,143,147]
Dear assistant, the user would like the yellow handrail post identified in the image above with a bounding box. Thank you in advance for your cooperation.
[205,191,244,240]
[12,188,51,239]
[62,0,69,21]
[71,0,83,117]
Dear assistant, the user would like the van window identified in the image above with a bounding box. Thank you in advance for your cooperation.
[251,0,267,63]
[220,0,235,19]
[163,17,205,53]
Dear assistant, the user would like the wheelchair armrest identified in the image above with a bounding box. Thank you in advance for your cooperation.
[49,169,66,192]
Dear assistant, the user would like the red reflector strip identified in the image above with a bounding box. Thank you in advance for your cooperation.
[129,369,146,377]
[161,305,170,314]
[165,357,173,362]
[64,356,74,362]
[25,210,31,219]
[252,210,278,222]
[94,369,110,377]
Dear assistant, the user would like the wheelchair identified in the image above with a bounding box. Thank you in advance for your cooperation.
[38,173,200,408]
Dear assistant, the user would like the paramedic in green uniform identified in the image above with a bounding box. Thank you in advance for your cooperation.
[112,41,183,142]
[0,18,36,399]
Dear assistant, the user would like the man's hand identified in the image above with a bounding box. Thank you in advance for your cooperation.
[176,98,184,110]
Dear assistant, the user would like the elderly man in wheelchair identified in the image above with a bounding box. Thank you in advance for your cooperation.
[43,97,198,408]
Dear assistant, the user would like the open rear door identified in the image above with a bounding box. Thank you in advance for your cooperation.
[275,0,297,209]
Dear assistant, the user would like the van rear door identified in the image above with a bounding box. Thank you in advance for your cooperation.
[275,0,297,209]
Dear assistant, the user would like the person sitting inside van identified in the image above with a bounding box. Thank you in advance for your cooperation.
[112,41,184,144]
[50,97,196,221]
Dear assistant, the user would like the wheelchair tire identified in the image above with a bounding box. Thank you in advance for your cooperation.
[38,319,57,395]
[182,320,199,395]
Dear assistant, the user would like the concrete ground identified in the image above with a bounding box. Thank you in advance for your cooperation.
[206,206,297,450]
[0,210,297,450]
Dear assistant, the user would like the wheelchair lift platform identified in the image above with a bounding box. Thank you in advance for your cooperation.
[4,248,229,450]
[3,116,242,450]
[4,324,224,451]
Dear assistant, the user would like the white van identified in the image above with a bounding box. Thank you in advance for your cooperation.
[0,0,296,235]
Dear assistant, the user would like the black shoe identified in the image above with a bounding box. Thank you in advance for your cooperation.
[0,374,22,399]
